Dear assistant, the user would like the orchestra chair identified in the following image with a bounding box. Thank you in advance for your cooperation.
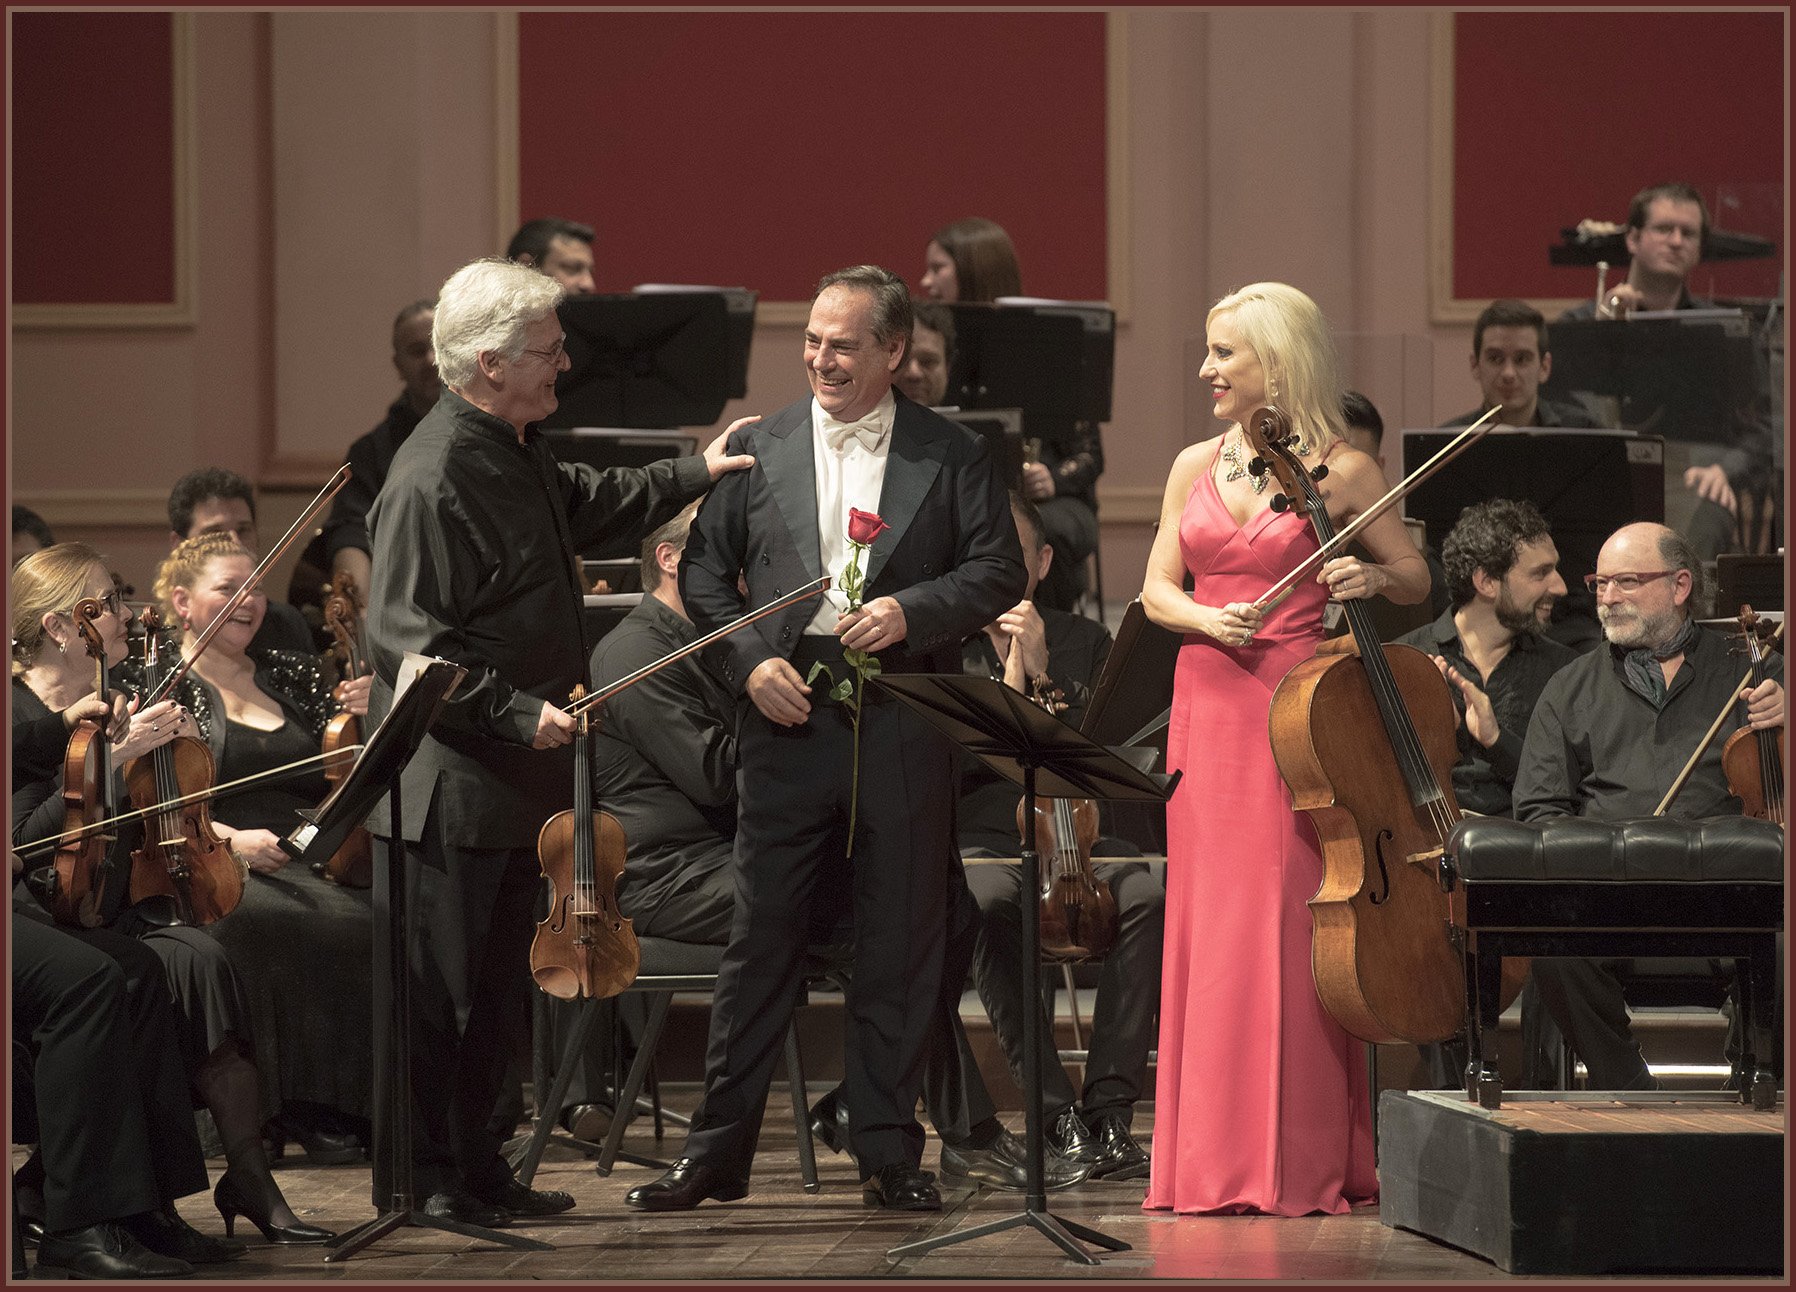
[511,934,851,1193]
[1439,815,1783,1111]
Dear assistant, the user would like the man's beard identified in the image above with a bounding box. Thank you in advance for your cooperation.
[1495,588,1548,637]
[1599,600,1684,650]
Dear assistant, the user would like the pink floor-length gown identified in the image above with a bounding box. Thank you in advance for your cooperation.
[1143,453,1378,1216]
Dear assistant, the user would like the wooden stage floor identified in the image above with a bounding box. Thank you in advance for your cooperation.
[59,1101,1559,1285]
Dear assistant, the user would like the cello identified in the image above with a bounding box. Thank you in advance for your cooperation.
[1721,608,1784,825]
[1655,609,1785,823]
[123,609,245,925]
[530,685,639,1000]
[1016,679,1118,960]
[1249,407,1467,1045]
[51,600,118,928]
[315,571,374,887]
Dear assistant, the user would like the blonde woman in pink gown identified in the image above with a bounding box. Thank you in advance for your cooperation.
[1139,283,1430,1216]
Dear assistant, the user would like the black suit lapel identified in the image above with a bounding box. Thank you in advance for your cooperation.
[865,399,947,588]
[765,404,823,583]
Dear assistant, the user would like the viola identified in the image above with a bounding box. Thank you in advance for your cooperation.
[122,609,244,925]
[1721,607,1783,825]
[530,685,639,1000]
[1015,678,1118,960]
[51,599,116,928]
[315,571,374,887]
[1249,407,1466,1045]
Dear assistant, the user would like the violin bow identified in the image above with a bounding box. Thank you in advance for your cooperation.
[15,745,363,861]
[1654,616,1785,816]
[1251,406,1503,612]
[566,576,832,718]
[144,465,352,705]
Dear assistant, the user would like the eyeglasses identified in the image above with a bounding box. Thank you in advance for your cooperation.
[519,338,567,367]
[1584,570,1676,595]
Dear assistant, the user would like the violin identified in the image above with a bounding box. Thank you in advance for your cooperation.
[530,685,639,999]
[1249,407,1466,1045]
[1722,608,1784,825]
[50,600,117,928]
[122,609,244,925]
[1016,677,1118,960]
[315,571,374,887]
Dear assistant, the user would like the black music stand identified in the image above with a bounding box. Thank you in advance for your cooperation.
[872,674,1174,1265]
[281,659,554,1261]
[543,293,732,429]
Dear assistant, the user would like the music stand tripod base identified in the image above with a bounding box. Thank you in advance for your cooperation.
[871,674,1173,1265]
[291,660,553,1261]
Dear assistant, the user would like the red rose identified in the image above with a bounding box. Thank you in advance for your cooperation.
[847,509,890,546]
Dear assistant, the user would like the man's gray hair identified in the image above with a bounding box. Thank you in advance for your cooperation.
[433,258,565,390]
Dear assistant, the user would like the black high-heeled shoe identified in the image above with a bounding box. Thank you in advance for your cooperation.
[214,1173,335,1245]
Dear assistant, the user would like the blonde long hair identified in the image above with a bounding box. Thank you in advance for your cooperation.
[1208,282,1345,447]
[10,543,107,675]
[155,532,254,630]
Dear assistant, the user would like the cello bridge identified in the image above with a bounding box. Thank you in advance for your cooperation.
[1406,846,1444,871]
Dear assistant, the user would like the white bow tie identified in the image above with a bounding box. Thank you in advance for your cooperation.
[821,412,887,454]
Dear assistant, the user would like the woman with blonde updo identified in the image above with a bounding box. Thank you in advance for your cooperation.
[1140,283,1429,1216]
[11,543,328,1252]
[119,531,377,1196]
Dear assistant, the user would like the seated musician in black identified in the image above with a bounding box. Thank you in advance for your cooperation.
[14,856,218,1279]
[1394,499,1577,1088]
[1514,522,1784,1088]
[529,503,739,1137]
[955,492,1164,1180]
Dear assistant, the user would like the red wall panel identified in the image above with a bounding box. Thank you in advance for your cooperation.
[13,11,176,306]
[518,12,1108,302]
[1453,11,1783,302]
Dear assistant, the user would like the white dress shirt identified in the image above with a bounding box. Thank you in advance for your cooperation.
[806,389,895,635]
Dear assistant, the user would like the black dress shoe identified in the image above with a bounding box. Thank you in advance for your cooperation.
[19,1217,45,1249]
[266,1113,364,1166]
[560,1102,614,1143]
[121,1207,245,1264]
[860,1163,940,1211]
[940,1128,1089,1191]
[37,1221,193,1279]
[1046,1107,1105,1170]
[807,1092,852,1156]
[624,1158,749,1212]
[421,1190,512,1228]
[470,1176,577,1216]
[1088,1110,1151,1181]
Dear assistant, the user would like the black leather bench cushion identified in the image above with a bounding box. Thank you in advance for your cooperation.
[1450,816,1785,883]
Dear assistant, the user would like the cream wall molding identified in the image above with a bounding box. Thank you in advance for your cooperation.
[14,14,199,331]
[14,490,171,529]
[1095,483,1161,527]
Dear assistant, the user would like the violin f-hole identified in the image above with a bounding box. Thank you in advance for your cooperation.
[1369,829,1395,905]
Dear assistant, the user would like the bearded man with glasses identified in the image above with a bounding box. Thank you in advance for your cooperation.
[1511,521,1783,1090]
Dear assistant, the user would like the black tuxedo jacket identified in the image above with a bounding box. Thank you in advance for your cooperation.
[681,393,1026,691]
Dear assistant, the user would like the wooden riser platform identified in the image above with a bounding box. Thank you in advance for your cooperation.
[1378,1089,1785,1275]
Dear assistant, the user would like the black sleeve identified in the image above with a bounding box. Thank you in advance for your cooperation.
[321,429,385,561]
[1043,418,1104,499]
